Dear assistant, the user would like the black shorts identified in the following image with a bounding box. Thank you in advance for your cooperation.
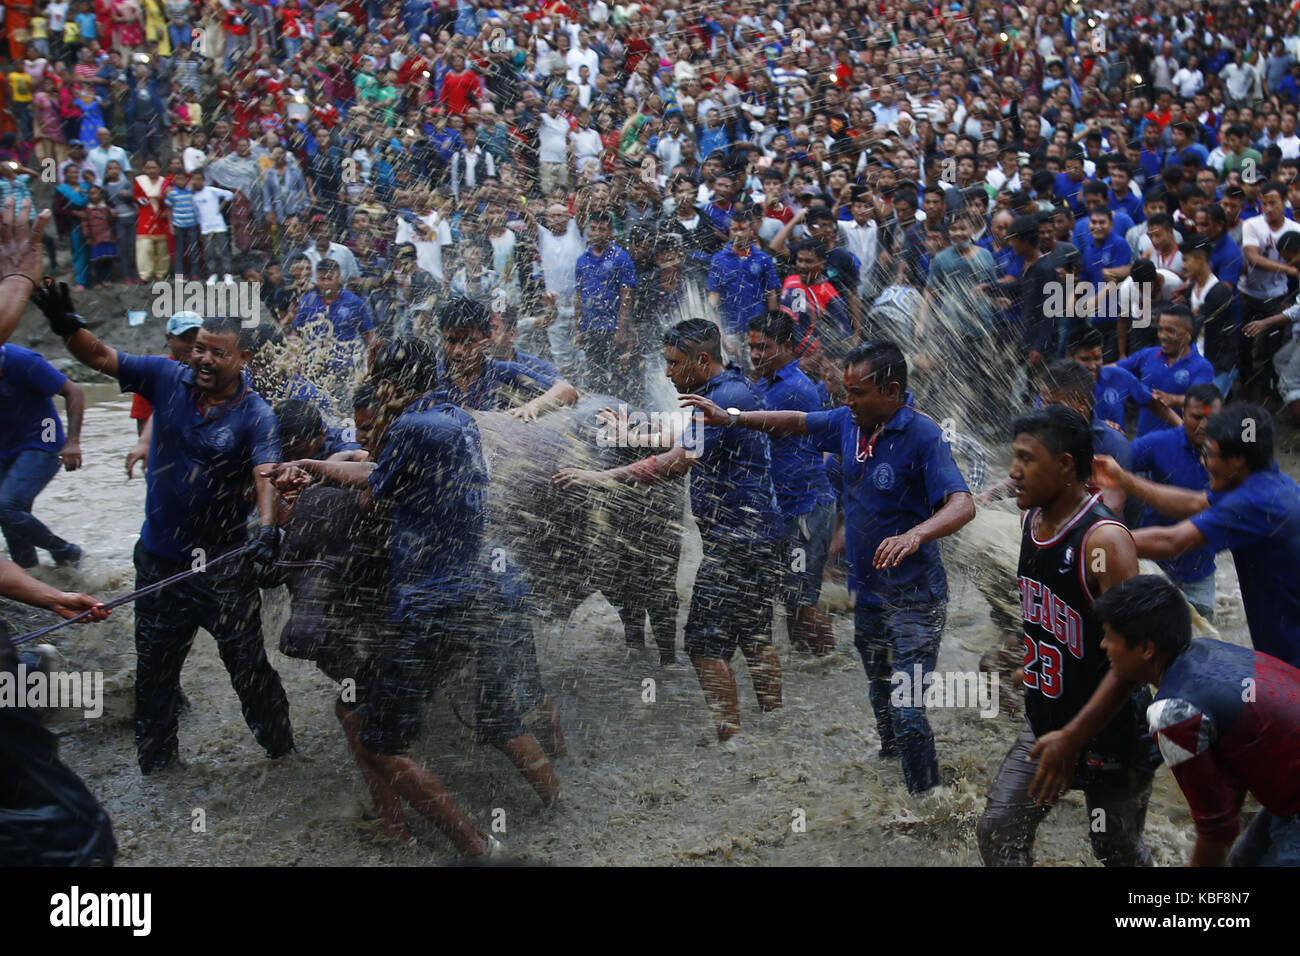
[684,537,778,661]
[359,597,543,755]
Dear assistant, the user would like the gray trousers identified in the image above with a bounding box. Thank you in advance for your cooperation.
[977,722,1154,867]
[203,230,233,277]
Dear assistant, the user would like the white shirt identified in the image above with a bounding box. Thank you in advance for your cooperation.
[1240,215,1300,299]
[565,45,599,84]
[304,242,360,283]
[1277,134,1300,161]
[570,126,602,165]
[182,146,209,173]
[1136,235,1184,275]
[87,144,131,182]
[537,219,584,300]
[192,186,234,233]
[47,2,68,30]
[395,212,452,283]
[538,113,570,164]
[1173,67,1203,99]
[837,218,879,297]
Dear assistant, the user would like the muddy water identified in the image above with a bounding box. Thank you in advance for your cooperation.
[26,385,1261,866]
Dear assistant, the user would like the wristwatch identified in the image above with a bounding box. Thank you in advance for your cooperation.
[725,407,742,427]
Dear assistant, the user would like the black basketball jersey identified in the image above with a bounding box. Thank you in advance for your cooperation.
[1018,491,1157,784]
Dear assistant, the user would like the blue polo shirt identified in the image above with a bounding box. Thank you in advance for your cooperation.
[707,243,781,335]
[686,367,783,545]
[293,291,376,373]
[368,395,490,617]
[754,360,836,519]
[1092,417,1133,472]
[575,243,637,332]
[1209,233,1243,288]
[1110,188,1145,225]
[1131,427,1215,583]
[1094,364,1153,428]
[702,200,735,236]
[805,398,969,608]
[1079,229,1133,323]
[1117,345,1214,437]
[0,345,66,460]
[438,358,556,411]
[117,353,280,561]
[1190,468,1300,668]
[508,348,561,383]
[1054,172,1089,217]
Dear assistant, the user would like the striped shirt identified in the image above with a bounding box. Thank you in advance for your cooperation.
[165,187,198,228]
[0,174,37,221]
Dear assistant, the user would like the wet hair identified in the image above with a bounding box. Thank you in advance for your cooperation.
[352,381,378,412]
[805,205,836,224]
[1145,212,1173,232]
[1204,403,1273,473]
[663,317,722,362]
[200,315,258,351]
[1092,574,1191,657]
[439,298,491,335]
[1040,358,1095,414]
[1012,405,1093,481]
[316,258,341,275]
[1278,231,1300,255]
[371,336,442,395]
[747,310,795,345]
[844,339,907,393]
[791,237,828,259]
[1159,302,1195,329]
[275,398,325,454]
[1184,383,1222,408]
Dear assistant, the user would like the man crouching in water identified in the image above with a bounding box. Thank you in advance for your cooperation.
[273,338,563,857]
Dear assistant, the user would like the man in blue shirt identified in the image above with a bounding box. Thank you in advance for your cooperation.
[749,311,837,656]
[40,287,293,773]
[1068,326,1180,433]
[487,305,562,383]
[556,318,785,744]
[1117,304,1215,437]
[275,337,562,856]
[1096,403,1300,669]
[293,258,376,375]
[1079,207,1134,361]
[439,300,578,416]
[1107,163,1145,226]
[1072,182,1136,249]
[1054,147,1090,219]
[708,208,780,368]
[573,210,637,395]
[0,344,86,568]
[680,340,975,793]
[1129,384,1222,619]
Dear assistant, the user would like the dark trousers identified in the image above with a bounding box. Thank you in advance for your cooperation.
[977,722,1154,866]
[132,541,293,772]
[1238,293,1288,401]
[171,225,200,278]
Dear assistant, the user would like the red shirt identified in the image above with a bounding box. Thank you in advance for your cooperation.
[440,69,482,114]
[134,175,169,236]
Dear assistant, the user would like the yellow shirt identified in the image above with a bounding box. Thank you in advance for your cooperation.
[63,21,80,43]
[31,16,48,39]
[8,73,33,104]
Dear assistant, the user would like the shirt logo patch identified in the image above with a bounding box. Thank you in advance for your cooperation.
[1103,387,1120,406]
[872,462,895,491]
[1174,369,1190,385]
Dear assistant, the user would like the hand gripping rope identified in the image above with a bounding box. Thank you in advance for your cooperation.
[7,548,339,647]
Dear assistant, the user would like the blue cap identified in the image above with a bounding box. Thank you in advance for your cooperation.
[166,311,203,336]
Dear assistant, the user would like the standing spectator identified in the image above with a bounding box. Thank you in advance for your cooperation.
[133,156,170,282]
[54,164,91,289]
[102,158,137,282]
[573,209,635,395]
[164,169,200,278]
[189,169,234,284]
[708,208,779,368]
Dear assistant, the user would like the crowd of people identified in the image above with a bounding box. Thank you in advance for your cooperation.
[1,0,1300,868]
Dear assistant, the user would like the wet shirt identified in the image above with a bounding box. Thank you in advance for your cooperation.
[117,353,280,561]
[755,360,836,519]
[368,396,490,617]
[0,345,66,460]
[292,290,375,345]
[806,398,969,608]
[1190,468,1300,668]
[438,358,556,411]
[1131,427,1216,583]
[1150,639,1300,842]
[1079,229,1133,323]
[707,243,780,335]
[575,242,637,333]
[1117,345,1214,437]
[1094,364,1152,427]
[686,367,783,545]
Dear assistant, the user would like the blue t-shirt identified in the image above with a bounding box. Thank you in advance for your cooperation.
[707,244,781,335]
[293,290,375,344]
[1110,189,1145,226]
[575,243,637,332]
[117,353,280,561]
[438,358,556,411]
[1190,468,1300,668]
[1092,417,1132,472]
[1079,229,1133,323]
[368,396,492,617]
[509,349,561,383]
[1131,427,1216,583]
[1210,233,1243,288]
[1094,364,1153,429]
[754,360,836,519]
[1072,210,1136,249]
[1054,172,1088,217]
[1117,345,1214,437]
[0,345,66,460]
[806,398,969,608]
[686,367,783,545]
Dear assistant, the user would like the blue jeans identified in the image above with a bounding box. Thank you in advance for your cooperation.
[172,225,200,278]
[1213,368,1239,403]
[0,449,73,567]
[68,226,89,287]
[1230,809,1300,866]
[854,598,946,794]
